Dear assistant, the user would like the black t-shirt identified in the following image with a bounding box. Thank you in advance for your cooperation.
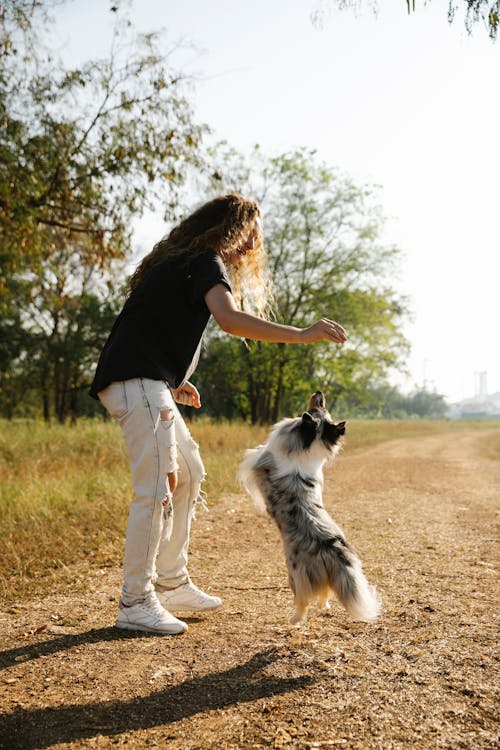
[89,251,231,398]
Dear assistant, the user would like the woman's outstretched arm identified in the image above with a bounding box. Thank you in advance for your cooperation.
[204,284,347,345]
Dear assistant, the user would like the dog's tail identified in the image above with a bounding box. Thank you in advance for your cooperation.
[238,447,268,513]
[323,538,381,622]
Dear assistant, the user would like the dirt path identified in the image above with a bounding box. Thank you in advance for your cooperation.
[1,429,498,749]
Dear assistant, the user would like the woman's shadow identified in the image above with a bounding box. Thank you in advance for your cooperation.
[0,628,313,749]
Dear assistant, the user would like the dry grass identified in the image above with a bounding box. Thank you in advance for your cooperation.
[0,419,129,598]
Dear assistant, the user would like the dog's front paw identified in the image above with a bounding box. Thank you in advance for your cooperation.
[289,609,306,627]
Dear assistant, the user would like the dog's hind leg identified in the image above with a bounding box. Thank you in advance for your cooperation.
[289,596,309,627]
[318,585,331,612]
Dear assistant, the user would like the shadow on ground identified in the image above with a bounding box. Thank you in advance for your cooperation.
[0,627,139,671]
[0,644,312,749]
[0,625,203,672]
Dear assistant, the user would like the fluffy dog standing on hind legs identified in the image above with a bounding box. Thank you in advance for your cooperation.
[239,392,381,626]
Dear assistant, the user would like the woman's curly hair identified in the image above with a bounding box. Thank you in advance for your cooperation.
[128,193,274,318]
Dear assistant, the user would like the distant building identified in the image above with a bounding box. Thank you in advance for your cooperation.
[449,391,500,419]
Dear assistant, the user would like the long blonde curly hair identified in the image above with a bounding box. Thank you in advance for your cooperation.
[128,193,274,318]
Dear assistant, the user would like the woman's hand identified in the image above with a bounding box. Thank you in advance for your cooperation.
[300,318,348,345]
[167,471,178,494]
[171,381,201,408]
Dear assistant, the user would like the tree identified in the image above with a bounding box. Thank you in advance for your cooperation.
[1,5,204,279]
[0,1,65,59]
[311,0,500,41]
[334,383,448,417]
[195,146,410,423]
[0,2,206,419]
[9,233,123,421]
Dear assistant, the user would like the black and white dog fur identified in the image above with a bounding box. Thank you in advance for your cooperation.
[239,392,381,626]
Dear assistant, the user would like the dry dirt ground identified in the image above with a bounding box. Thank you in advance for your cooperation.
[0,429,498,749]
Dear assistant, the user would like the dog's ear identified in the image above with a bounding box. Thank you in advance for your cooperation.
[297,412,317,448]
[322,419,346,445]
[335,420,346,435]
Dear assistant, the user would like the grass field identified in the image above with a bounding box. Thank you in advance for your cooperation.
[1,416,499,602]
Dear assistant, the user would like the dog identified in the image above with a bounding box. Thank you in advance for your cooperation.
[239,392,381,626]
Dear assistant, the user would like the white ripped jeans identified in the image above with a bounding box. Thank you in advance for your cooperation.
[98,378,205,606]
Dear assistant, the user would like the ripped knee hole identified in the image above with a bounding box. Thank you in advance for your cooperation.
[160,407,174,422]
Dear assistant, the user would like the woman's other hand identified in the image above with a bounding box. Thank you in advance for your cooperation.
[167,471,178,494]
[171,381,202,408]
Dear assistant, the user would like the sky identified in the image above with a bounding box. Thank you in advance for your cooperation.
[52,0,500,403]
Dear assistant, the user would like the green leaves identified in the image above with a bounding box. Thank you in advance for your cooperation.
[196,147,411,422]
[1,11,204,277]
[320,1,499,41]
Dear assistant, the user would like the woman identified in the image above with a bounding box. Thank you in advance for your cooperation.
[90,193,347,635]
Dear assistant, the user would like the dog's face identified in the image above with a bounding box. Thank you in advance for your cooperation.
[297,391,346,452]
[265,391,346,461]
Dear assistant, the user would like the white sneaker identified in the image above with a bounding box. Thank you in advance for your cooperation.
[156,581,222,612]
[116,593,187,634]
